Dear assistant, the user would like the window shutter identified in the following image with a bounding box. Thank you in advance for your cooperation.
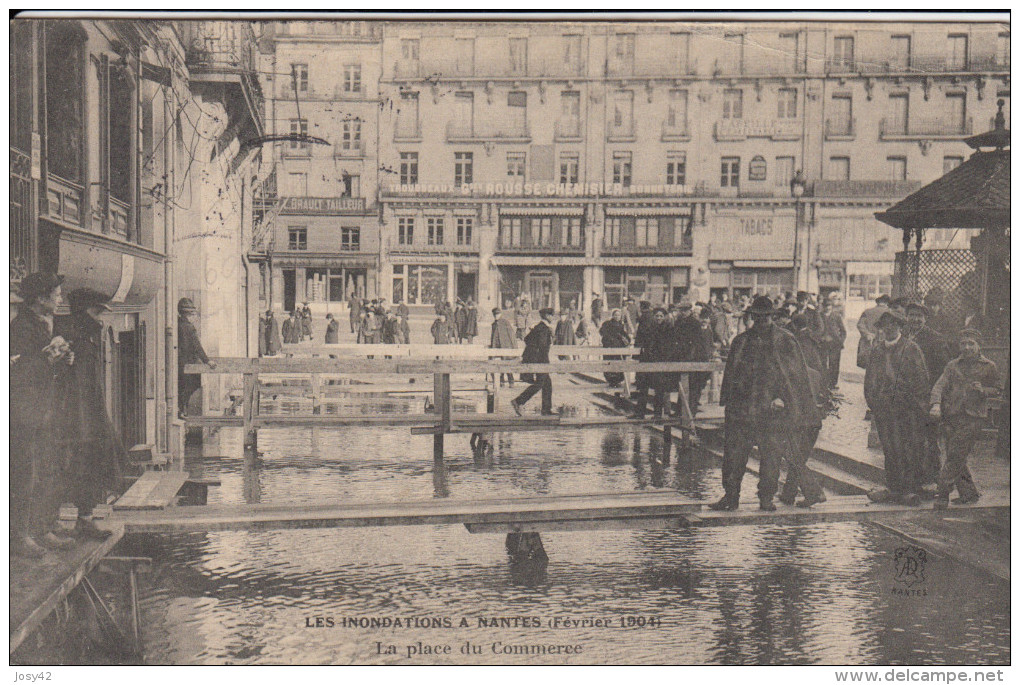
[529,145,555,183]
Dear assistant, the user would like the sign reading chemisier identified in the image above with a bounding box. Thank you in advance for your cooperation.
[280,197,366,215]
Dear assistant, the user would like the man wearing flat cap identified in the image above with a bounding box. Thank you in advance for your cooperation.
[712,295,824,511]
[511,307,556,416]
[864,310,929,506]
[929,328,1000,509]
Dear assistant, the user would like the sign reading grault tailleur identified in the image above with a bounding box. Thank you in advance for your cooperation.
[280,197,367,214]
[749,156,767,181]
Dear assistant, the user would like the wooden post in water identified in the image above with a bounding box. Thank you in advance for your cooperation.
[433,372,451,462]
[242,371,259,451]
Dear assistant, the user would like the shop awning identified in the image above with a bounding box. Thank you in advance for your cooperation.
[497,206,585,216]
[732,260,793,268]
[270,253,378,269]
[58,230,164,309]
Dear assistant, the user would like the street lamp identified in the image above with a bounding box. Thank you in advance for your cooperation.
[790,170,806,292]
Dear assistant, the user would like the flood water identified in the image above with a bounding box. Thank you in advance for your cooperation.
[129,387,1010,665]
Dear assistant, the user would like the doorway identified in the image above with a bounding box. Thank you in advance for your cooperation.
[528,272,556,309]
[456,272,477,303]
[117,320,146,448]
[283,269,296,312]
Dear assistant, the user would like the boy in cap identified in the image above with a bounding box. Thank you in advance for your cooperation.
[929,328,1000,508]
[863,310,929,506]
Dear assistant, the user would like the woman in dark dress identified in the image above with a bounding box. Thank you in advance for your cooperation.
[600,309,631,387]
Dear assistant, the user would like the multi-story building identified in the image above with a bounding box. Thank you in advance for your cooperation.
[10,18,264,450]
[253,20,383,313]
[257,19,1009,316]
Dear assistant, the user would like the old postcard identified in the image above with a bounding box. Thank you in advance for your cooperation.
[8,10,1010,671]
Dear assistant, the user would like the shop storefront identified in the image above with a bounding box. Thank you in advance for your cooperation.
[272,254,377,312]
[603,266,689,309]
[496,265,584,311]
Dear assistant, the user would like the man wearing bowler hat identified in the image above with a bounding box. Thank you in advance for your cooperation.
[864,310,929,506]
[712,295,823,511]
[511,307,556,416]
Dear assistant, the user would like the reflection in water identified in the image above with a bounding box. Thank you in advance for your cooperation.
[132,389,1009,665]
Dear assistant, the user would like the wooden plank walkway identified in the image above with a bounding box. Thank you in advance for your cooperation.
[113,471,191,511]
[10,529,125,654]
[98,490,1010,535]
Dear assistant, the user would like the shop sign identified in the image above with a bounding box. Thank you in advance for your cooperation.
[281,197,366,215]
[748,156,767,181]
[740,216,773,236]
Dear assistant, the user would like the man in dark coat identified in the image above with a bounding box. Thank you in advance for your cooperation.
[490,308,517,387]
[10,272,77,556]
[511,308,555,416]
[325,313,340,344]
[819,297,847,389]
[905,301,952,486]
[864,310,930,506]
[554,309,576,358]
[796,291,825,343]
[57,288,125,538]
[599,309,630,387]
[178,298,215,417]
[348,294,361,333]
[461,299,479,343]
[399,314,411,345]
[711,296,823,511]
[431,312,453,344]
[300,302,313,341]
[382,311,401,344]
[631,308,673,419]
[263,310,282,356]
[591,292,603,328]
[282,310,301,345]
[673,297,712,417]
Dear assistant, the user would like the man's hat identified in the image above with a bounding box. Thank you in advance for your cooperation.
[653,306,668,315]
[959,328,982,343]
[796,290,810,300]
[539,307,555,319]
[876,294,891,304]
[877,310,907,328]
[747,295,777,315]
[19,272,63,302]
[67,287,113,313]
[265,309,273,316]
[491,307,501,316]
[677,295,694,309]
[178,297,197,313]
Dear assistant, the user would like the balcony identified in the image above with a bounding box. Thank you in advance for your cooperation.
[274,21,381,41]
[824,118,856,140]
[602,239,692,255]
[394,121,422,142]
[554,119,582,141]
[530,58,586,79]
[45,174,83,227]
[970,54,1010,71]
[387,237,478,253]
[714,118,802,142]
[712,58,746,76]
[812,179,923,198]
[824,57,859,74]
[607,123,635,143]
[334,143,366,158]
[394,59,422,79]
[879,117,973,140]
[910,55,972,73]
[446,121,531,143]
[661,120,690,141]
[281,144,313,159]
[180,22,264,138]
[497,239,585,254]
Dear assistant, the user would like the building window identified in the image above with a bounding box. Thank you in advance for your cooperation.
[501,217,523,247]
[722,89,743,119]
[291,63,308,92]
[342,120,362,152]
[396,92,420,137]
[612,152,632,187]
[828,156,851,180]
[666,151,686,185]
[558,90,581,137]
[531,217,551,246]
[44,23,85,183]
[777,88,798,119]
[398,217,415,245]
[507,152,526,181]
[672,32,691,71]
[427,217,444,245]
[341,227,360,251]
[946,93,967,134]
[400,152,418,185]
[997,33,1010,66]
[288,226,307,251]
[947,34,968,70]
[564,217,582,247]
[611,90,634,136]
[290,119,308,148]
[509,37,528,74]
[888,93,909,135]
[613,33,635,71]
[834,36,855,68]
[891,35,911,69]
[830,94,853,135]
[507,91,527,133]
[943,155,964,174]
[454,152,473,186]
[563,34,582,71]
[560,153,579,184]
[722,32,745,72]
[721,157,740,187]
[887,156,907,181]
[401,38,420,61]
[779,32,800,71]
[775,156,795,188]
[456,216,473,246]
[636,218,659,247]
[343,64,362,93]
[604,217,621,247]
[666,89,688,131]
[455,37,475,76]
[341,173,360,198]
[288,172,308,195]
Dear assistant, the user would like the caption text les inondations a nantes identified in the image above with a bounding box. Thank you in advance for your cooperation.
[304,615,663,630]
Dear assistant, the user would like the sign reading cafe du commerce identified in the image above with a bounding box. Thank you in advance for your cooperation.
[280,197,367,214]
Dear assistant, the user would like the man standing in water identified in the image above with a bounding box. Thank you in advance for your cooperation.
[711,296,822,511]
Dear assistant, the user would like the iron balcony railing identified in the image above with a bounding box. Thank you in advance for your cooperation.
[394,121,422,141]
[824,57,859,74]
[181,22,256,74]
[661,120,691,141]
[824,117,856,139]
[446,121,531,142]
[554,119,582,140]
[812,180,923,198]
[879,117,973,139]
